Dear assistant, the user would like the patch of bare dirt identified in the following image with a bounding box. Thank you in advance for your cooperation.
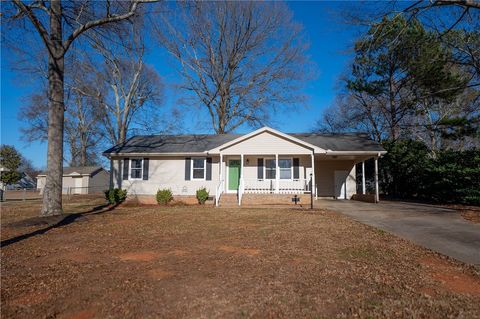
[118,251,163,262]
[420,256,480,296]
[59,309,97,319]
[148,269,174,280]
[9,291,50,306]
[218,245,260,256]
[169,249,189,256]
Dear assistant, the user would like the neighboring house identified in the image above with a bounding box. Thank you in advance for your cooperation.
[37,166,110,195]
[6,172,36,190]
[103,127,386,206]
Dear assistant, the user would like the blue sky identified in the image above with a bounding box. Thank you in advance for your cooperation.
[1,1,364,168]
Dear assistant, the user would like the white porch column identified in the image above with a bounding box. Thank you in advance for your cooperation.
[374,157,379,203]
[311,152,315,197]
[220,153,223,180]
[275,153,279,194]
[240,154,244,179]
[362,161,366,195]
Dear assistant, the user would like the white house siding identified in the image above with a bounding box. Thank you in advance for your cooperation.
[223,155,313,181]
[315,159,356,199]
[111,156,220,196]
[36,176,46,191]
[220,131,313,155]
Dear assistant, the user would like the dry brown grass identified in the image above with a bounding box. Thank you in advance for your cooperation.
[1,197,480,318]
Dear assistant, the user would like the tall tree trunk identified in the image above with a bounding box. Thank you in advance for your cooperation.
[41,0,64,216]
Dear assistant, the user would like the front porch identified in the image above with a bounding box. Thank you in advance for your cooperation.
[215,153,316,206]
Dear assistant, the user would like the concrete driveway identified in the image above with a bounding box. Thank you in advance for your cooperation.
[317,199,480,265]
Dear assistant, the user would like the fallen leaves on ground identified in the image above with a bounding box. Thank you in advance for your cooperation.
[1,196,479,318]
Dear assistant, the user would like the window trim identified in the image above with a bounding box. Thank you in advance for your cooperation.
[191,157,206,181]
[129,158,144,180]
[261,157,295,181]
[278,157,294,180]
[263,157,276,180]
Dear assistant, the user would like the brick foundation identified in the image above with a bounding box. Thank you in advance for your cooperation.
[351,193,377,203]
[241,193,313,207]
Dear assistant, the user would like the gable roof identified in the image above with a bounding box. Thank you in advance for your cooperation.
[208,127,325,153]
[37,166,104,177]
[103,128,385,156]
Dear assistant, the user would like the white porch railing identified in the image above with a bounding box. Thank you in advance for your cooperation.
[215,179,225,207]
[242,178,311,194]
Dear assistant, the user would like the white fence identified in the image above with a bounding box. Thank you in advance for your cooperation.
[0,186,109,202]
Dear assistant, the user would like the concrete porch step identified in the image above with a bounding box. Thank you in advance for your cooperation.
[218,194,239,207]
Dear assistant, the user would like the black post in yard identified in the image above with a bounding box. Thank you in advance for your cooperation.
[310,173,313,210]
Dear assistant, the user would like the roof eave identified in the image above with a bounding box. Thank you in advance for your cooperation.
[103,151,209,158]
[324,150,387,156]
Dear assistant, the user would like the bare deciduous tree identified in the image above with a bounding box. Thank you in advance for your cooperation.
[86,33,164,145]
[155,1,312,134]
[4,0,157,216]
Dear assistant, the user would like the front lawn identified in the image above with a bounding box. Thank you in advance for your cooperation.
[1,197,479,318]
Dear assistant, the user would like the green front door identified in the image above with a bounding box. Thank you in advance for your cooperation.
[228,160,241,191]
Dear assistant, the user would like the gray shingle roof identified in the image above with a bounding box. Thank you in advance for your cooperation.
[38,166,104,176]
[289,133,384,152]
[103,132,384,155]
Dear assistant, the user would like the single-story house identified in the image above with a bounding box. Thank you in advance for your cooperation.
[103,127,386,206]
[37,166,110,195]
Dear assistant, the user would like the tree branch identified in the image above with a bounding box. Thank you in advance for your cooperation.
[63,0,158,54]
[12,0,52,51]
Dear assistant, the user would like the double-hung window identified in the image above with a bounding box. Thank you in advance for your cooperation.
[130,158,143,180]
[265,159,276,180]
[279,159,292,180]
[192,158,206,180]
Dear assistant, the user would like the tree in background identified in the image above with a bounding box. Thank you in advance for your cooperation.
[4,0,157,215]
[19,83,104,167]
[155,1,312,133]
[86,31,165,145]
[0,145,22,187]
[318,16,475,148]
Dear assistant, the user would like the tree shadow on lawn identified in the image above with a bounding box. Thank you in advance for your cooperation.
[1,203,120,248]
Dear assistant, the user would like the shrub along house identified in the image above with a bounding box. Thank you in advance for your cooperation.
[103,127,386,206]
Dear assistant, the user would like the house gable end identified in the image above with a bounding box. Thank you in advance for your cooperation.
[216,131,315,155]
[209,127,325,155]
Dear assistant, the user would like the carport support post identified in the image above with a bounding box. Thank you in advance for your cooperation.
[374,157,379,203]
[362,161,366,195]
